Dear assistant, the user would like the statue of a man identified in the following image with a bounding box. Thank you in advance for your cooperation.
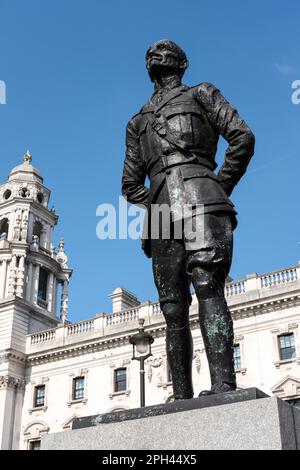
[122,40,255,399]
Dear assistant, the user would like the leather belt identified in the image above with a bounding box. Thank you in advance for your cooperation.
[161,152,215,170]
[161,153,196,168]
[149,153,216,178]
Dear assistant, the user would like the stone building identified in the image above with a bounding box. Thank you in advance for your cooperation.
[0,155,300,450]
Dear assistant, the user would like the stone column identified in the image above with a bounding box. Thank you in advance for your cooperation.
[31,264,40,305]
[25,262,33,302]
[13,211,21,242]
[7,214,13,241]
[0,260,7,300]
[52,278,58,315]
[16,256,25,298]
[40,224,50,251]
[47,273,54,313]
[49,226,54,251]
[11,383,25,450]
[43,224,50,251]
[60,279,69,323]
[20,210,29,242]
[27,212,34,242]
[7,256,17,296]
[0,376,25,450]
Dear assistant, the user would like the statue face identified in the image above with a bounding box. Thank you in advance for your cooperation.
[146,42,187,80]
[147,45,180,71]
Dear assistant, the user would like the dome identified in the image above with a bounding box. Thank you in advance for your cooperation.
[8,151,43,183]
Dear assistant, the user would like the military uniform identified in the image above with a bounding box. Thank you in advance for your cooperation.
[122,80,255,398]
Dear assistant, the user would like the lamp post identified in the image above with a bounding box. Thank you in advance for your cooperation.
[129,318,154,408]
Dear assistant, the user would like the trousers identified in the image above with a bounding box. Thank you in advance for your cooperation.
[151,211,236,399]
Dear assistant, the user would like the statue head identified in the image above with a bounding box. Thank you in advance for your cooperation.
[146,40,189,82]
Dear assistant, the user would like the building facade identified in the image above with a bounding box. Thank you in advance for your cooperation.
[1,156,300,450]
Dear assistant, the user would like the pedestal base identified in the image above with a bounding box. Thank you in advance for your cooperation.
[41,389,300,450]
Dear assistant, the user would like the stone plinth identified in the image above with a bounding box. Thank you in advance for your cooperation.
[41,389,300,450]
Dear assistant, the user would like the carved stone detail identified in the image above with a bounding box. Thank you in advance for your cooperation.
[20,210,29,242]
[7,255,17,295]
[147,356,163,383]
[0,375,25,390]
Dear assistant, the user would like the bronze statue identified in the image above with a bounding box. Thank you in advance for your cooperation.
[122,40,255,399]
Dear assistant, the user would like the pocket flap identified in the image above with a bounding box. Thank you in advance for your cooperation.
[180,166,219,181]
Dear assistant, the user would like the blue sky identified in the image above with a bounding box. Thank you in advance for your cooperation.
[0,0,299,322]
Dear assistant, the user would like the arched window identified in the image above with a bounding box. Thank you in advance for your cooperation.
[0,218,9,239]
[106,406,129,413]
[37,192,44,204]
[23,421,49,450]
[33,221,43,239]
[38,268,49,302]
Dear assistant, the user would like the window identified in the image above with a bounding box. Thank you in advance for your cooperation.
[38,268,48,301]
[0,218,9,238]
[73,377,85,401]
[34,385,45,407]
[29,440,41,450]
[3,189,11,200]
[114,368,127,393]
[234,344,241,370]
[33,221,43,238]
[278,334,296,360]
[20,187,30,198]
[37,192,44,204]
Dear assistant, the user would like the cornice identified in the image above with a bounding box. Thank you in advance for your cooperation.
[0,199,32,212]
[30,200,58,224]
[0,296,61,326]
[27,334,134,365]
[0,348,27,365]
[26,251,72,279]
[230,292,300,320]
[26,251,63,273]
[0,245,67,276]
[0,251,12,259]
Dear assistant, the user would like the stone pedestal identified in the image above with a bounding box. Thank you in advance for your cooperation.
[41,388,300,450]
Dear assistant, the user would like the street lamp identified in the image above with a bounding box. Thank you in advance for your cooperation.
[129,318,154,408]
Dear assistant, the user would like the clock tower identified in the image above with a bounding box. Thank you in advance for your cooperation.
[0,152,72,449]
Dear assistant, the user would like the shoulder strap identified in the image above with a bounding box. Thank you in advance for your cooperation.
[144,110,191,152]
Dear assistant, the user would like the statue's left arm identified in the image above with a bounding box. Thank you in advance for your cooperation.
[197,82,255,196]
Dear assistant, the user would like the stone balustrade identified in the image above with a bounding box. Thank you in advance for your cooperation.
[67,319,94,336]
[30,329,56,344]
[27,264,300,352]
[260,267,297,288]
[151,302,161,315]
[225,280,246,297]
[105,307,139,326]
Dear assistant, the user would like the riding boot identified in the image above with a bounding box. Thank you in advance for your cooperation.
[166,324,194,399]
[198,297,236,393]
